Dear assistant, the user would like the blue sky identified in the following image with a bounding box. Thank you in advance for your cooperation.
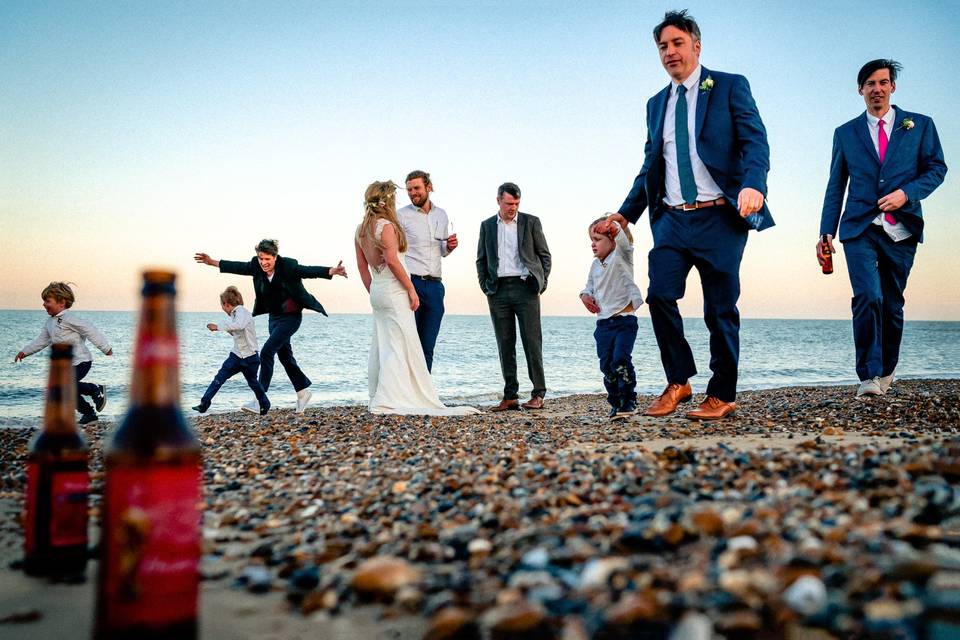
[1,1,957,319]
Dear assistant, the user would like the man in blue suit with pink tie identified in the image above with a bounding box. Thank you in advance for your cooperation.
[610,10,772,420]
[818,59,947,397]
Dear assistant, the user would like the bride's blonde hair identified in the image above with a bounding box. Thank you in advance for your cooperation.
[359,180,407,253]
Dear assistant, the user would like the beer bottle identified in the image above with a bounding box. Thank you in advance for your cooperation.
[23,343,90,577]
[821,234,834,275]
[95,271,202,639]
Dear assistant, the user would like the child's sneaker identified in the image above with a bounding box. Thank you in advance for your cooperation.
[193,402,209,414]
[615,402,637,420]
[607,406,619,419]
[79,413,98,425]
[94,385,107,412]
[259,400,271,416]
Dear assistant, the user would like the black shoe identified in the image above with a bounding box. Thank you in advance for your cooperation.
[193,403,209,414]
[94,385,107,412]
[78,413,98,425]
[607,406,619,419]
[260,401,270,416]
[616,402,637,419]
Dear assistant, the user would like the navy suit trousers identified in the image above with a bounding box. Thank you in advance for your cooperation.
[594,314,639,410]
[843,225,917,381]
[646,206,748,402]
[411,277,445,373]
[261,313,311,392]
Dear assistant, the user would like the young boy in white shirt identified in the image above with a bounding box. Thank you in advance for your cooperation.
[15,282,112,424]
[580,216,645,420]
[193,286,270,415]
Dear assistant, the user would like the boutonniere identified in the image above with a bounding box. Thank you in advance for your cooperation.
[898,117,915,131]
[699,76,714,92]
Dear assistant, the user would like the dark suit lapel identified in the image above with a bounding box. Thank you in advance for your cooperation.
[651,86,670,151]
[883,106,908,165]
[488,218,499,271]
[854,112,880,164]
[695,66,710,137]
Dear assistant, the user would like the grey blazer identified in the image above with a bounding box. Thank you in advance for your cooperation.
[476,212,552,296]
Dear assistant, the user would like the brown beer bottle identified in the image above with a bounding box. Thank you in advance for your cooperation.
[95,271,202,639]
[821,234,834,275]
[23,343,90,577]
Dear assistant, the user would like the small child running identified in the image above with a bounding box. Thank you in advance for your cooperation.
[580,215,645,420]
[194,286,270,415]
[15,282,112,424]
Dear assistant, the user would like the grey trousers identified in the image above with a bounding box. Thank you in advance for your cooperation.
[487,277,546,400]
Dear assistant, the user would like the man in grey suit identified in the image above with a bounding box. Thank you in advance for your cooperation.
[476,182,552,411]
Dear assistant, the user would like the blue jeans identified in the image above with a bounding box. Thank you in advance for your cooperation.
[74,360,98,416]
[260,313,311,393]
[843,225,917,381]
[595,315,639,410]
[411,277,445,372]
[202,353,269,409]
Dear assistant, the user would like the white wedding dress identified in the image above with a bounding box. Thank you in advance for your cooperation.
[363,219,478,415]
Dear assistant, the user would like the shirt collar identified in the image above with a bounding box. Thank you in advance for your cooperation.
[497,214,518,226]
[672,64,702,94]
[866,107,896,128]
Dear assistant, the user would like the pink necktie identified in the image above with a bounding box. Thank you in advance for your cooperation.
[878,120,896,225]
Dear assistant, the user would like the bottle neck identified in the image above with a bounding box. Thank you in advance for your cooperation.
[129,294,180,407]
[43,357,78,434]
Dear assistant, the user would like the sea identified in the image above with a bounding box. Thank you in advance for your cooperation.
[1,310,958,428]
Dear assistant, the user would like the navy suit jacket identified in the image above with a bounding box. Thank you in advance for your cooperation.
[620,66,773,232]
[819,106,947,243]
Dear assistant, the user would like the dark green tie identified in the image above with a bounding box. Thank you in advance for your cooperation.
[675,84,698,205]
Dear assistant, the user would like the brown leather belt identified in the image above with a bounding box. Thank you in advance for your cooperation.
[668,197,727,211]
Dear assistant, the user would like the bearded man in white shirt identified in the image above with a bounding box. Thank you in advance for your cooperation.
[397,170,458,372]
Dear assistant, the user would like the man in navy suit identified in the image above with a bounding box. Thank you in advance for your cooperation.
[610,10,772,420]
[818,59,947,397]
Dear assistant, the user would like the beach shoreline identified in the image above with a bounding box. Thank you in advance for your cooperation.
[2,379,959,639]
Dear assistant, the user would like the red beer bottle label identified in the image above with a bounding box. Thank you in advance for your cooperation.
[50,471,89,547]
[24,462,39,555]
[102,464,201,627]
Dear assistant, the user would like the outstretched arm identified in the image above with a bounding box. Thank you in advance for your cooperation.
[16,324,52,362]
[194,253,221,268]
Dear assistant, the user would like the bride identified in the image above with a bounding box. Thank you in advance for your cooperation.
[354,181,478,416]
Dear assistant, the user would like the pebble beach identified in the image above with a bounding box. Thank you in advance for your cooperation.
[2,379,959,639]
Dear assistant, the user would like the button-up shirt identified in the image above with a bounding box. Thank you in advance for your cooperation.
[20,310,112,365]
[581,227,644,320]
[866,107,911,241]
[398,203,450,277]
[218,305,259,358]
[496,215,529,278]
[662,64,724,206]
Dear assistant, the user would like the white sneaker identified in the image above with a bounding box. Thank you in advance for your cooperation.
[856,378,884,397]
[295,388,312,414]
[240,401,259,414]
[878,369,896,393]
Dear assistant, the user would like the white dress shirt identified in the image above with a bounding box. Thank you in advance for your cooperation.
[662,64,725,206]
[581,227,645,320]
[20,310,112,365]
[496,215,530,278]
[398,203,450,278]
[218,305,259,358]
[866,107,911,241]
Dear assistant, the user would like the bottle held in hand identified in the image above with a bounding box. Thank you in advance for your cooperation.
[821,234,834,275]
[95,271,202,639]
[23,343,90,578]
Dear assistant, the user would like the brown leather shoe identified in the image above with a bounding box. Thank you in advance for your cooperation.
[644,382,693,417]
[685,396,737,420]
[521,396,544,410]
[490,398,521,412]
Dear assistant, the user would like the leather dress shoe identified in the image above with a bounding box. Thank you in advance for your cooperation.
[521,396,545,410]
[644,382,693,417]
[686,396,737,420]
[490,398,521,412]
